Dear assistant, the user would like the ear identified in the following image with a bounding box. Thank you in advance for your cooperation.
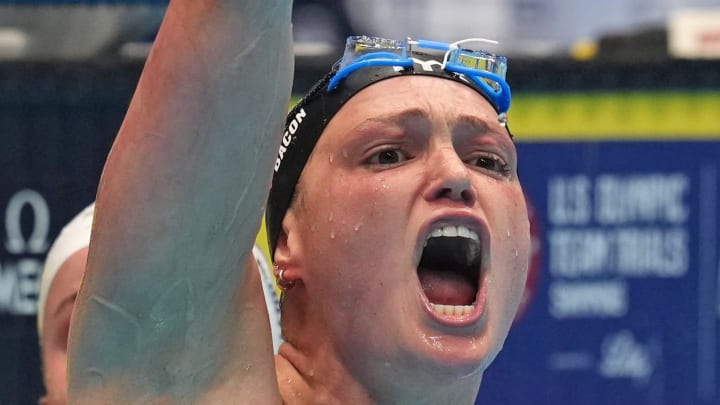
[272,208,302,280]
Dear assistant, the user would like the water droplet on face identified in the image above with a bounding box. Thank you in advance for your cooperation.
[514,249,519,257]
[498,112,508,126]
[354,224,361,231]
[342,149,349,158]
[506,230,511,238]
[328,212,334,222]
[329,154,334,163]
[330,231,336,240]
[382,184,389,190]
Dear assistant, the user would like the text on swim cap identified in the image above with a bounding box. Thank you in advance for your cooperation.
[275,108,307,172]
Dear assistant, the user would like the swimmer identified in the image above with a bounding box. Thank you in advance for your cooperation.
[68,1,530,403]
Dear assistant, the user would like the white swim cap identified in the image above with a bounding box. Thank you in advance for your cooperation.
[37,202,95,342]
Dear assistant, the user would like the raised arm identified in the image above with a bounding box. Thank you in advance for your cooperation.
[67,0,293,402]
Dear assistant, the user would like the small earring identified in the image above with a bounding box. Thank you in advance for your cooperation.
[274,265,296,291]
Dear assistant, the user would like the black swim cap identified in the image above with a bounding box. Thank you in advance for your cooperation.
[265,51,510,257]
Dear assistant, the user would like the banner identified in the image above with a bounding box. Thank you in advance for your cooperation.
[478,141,720,405]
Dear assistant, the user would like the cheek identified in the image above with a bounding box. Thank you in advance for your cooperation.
[488,186,531,306]
[308,170,408,232]
[490,182,529,240]
[299,171,414,295]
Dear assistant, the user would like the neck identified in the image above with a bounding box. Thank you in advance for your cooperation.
[274,341,483,405]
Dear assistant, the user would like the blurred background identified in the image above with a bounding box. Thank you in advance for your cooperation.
[1,1,719,404]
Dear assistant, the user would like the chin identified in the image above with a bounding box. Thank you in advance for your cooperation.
[403,326,501,381]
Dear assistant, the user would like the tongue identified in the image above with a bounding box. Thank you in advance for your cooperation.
[418,267,477,305]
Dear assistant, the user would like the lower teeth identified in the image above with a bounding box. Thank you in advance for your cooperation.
[430,303,475,316]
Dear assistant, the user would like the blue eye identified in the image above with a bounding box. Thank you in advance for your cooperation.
[367,149,409,165]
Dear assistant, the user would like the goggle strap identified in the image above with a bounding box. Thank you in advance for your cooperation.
[413,39,450,52]
[328,56,413,91]
[444,64,511,113]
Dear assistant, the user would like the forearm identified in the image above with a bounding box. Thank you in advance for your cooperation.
[67,0,292,401]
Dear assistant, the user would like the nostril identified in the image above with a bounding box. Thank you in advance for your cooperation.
[460,189,474,202]
[435,184,475,203]
[436,188,452,200]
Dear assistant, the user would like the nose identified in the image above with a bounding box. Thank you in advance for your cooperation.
[424,145,477,206]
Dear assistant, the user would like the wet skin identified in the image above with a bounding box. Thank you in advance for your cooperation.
[274,75,531,403]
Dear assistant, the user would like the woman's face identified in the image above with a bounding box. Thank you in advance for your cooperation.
[40,248,88,405]
[284,75,530,382]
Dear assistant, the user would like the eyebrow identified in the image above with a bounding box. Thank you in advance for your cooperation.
[349,107,506,142]
[342,108,432,145]
[455,113,490,131]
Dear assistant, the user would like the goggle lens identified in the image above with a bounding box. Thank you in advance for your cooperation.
[340,36,408,70]
[447,47,507,92]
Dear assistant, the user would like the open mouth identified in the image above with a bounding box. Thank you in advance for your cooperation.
[417,224,482,317]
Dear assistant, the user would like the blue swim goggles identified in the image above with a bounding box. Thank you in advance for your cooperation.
[327,36,511,114]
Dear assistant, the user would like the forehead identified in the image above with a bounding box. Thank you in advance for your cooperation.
[326,75,500,134]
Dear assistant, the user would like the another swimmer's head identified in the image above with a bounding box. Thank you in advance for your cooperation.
[37,203,94,405]
[265,36,530,386]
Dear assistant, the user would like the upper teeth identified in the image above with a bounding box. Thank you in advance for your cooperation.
[426,225,479,242]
